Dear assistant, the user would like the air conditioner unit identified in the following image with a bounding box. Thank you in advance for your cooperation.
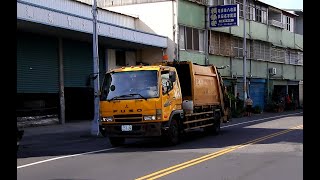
[269,67,276,75]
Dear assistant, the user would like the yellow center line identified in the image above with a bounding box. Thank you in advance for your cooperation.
[135,124,303,180]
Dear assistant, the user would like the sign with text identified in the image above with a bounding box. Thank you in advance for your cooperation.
[209,4,239,28]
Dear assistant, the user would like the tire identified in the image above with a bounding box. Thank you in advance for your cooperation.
[204,114,221,135]
[99,126,107,137]
[163,119,180,146]
[213,117,221,135]
[109,137,125,147]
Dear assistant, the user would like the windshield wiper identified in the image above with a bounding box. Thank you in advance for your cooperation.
[107,94,132,101]
[107,93,147,101]
[128,93,147,100]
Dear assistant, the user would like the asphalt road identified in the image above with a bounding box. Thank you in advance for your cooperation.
[17,111,303,180]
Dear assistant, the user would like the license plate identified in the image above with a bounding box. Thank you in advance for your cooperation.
[121,125,132,131]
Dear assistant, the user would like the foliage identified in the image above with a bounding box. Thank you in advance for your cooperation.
[265,101,284,112]
[253,105,262,114]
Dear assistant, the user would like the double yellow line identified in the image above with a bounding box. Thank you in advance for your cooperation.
[136,124,303,180]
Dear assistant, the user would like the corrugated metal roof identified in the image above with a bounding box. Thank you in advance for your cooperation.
[19,0,137,28]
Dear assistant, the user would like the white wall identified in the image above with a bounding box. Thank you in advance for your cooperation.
[107,1,177,61]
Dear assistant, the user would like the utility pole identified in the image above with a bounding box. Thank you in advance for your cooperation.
[243,0,247,106]
[91,0,100,136]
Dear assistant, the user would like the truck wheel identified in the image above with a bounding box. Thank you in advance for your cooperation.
[99,125,107,137]
[213,118,221,135]
[109,137,125,147]
[204,116,221,135]
[164,119,180,145]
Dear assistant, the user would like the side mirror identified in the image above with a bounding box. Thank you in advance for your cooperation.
[110,85,115,91]
[169,71,176,82]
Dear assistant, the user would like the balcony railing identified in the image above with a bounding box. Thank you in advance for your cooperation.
[268,20,284,29]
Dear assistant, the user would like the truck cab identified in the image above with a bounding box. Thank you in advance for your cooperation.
[100,65,182,146]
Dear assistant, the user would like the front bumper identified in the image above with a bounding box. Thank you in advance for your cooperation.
[101,122,168,138]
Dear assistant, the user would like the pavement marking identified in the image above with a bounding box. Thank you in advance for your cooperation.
[135,124,303,180]
[17,147,117,169]
[221,112,302,129]
[17,112,302,169]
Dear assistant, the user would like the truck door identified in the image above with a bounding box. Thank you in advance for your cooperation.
[161,70,182,120]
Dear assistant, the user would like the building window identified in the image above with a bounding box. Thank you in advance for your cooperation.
[271,47,285,63]
[297,52,303,65]
[232,37,252,58]
[286,50,300,65]
[283,15,294,32]
[235,0,255,20]
[214,0,236,5]
[255,5,267,24]
[116,50,126,66]
[186,27,193,50]
[179,26,204,52]
[193,30,199,51]
[209,31,232,56]
[179,26,185,50]
[253,41,271,61]
[213,0,224,5]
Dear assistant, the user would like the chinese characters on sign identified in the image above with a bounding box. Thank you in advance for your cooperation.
[209,4,239,28]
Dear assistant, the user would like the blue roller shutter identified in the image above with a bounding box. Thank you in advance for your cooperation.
[248,79,266,109]
[63,39,93,87]
[237,79,266,109]
[17,32,59,93]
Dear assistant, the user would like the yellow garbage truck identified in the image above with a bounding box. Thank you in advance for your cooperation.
[99,61,231,146]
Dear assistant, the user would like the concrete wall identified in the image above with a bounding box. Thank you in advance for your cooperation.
[281,30,295,48]
[294,34,303,49]
[295,16,303,35]
[178,0,205,28]
[268,26,282,45]
[268,62,283,79]
[230,19,250,38]
[283,64,296,80]
[250,21,268,41]
[231,58,249,77]
[296,66,303,80]
[179,50,206,65]
[250,61,268,78]
[208,55,231,77]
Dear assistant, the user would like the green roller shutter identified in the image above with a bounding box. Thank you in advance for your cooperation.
[63,39,93,87]
[17,32,59,93]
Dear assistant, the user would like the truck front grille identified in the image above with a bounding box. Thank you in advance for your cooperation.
[114,114,143,122]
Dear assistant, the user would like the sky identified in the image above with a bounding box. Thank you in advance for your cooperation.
[260,0,303,10]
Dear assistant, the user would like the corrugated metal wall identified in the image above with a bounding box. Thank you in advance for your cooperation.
[63,39,94,87]
[17,32,59,93]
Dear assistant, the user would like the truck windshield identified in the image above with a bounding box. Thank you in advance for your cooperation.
[101,70,159,101]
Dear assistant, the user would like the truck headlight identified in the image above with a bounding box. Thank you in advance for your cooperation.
[101,116,113,122]
[156,109,162,120]
[144,115,156,121]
